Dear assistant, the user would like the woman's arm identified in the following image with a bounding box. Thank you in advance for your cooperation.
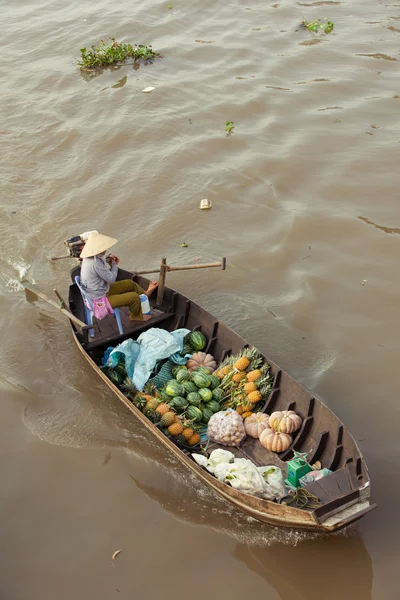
[93,257,118,283]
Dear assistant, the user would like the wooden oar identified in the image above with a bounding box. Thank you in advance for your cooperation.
[22,280,90,332]
[135,257,226,275]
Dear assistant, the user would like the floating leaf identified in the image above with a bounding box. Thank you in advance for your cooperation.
[181,242,188,248]
[142,86,155,93]
[112,549,122,560]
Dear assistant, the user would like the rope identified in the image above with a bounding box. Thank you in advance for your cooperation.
[280,487,322,509]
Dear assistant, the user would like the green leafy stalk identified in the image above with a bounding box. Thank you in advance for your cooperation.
[301,17,334,34]
[78,38,161,69]
[225,120,235,134]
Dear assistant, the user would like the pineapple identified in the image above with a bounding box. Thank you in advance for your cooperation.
[242,401,255,412]
[168,422,184,436]
[181,427,195,440]
[160,411,177,427]
[121,378,138,398]
[145,398,159,411]
[155,403,170,417]
[232,371,247,383]
[247,390,262,404]
[143,382,159,398]
[143,406,156,420]
[244,382,257,395]
[187,432,201,446]
[246,369,262,382]
[234,356,250,371]
[236,405,245,415]
[133,395,147,411]
[217,369,225,379]
[222,365,232,376]
[242,411,253,419]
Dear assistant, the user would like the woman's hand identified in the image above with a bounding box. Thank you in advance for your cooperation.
[108,254,120,265]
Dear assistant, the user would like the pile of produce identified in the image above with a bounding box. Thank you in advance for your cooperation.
[102,329,224,448]
[102,329,303,457]
[123,364,224,448]
[215,348,272,419]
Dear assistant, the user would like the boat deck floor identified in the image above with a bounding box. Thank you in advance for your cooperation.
[85,306,174,350]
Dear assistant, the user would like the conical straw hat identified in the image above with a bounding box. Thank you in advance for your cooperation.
[80,232,117,258]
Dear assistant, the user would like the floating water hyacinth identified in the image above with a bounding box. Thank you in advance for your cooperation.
[78,38,161,69]
[301,17,334,34]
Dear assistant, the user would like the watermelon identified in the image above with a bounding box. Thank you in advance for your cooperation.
[182,380,197,394]
[165,379,184,397]
[108,370,124,385]
[198,388,213,402]
[115,363,127,376]
[187,392,201,407]
[207,400,220,413]
[185,331,207,351]
[176,368,190,383]
[201,407,214,423]
[186,406,203,422]
[209,375,220,390]
[212,388,224,402]
[159,390,170,402]
[181,343,193,356]
[192,371,211,388]
[169,396,188,410]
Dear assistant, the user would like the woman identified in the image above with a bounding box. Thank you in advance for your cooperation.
[80,232,158,322]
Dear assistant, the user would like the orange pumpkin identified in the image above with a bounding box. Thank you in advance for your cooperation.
[244,413,270,439]
[187,352,217,373]
[269,410,302,434]
[259,429,292,453]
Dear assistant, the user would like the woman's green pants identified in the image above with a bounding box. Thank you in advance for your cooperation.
[107,280,145,320]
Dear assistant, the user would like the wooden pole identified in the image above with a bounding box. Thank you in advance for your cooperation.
[22,280,90,332]
[156,257,167,307]
[168,260,225,272]
[49,255,74,261]
[134,258,226,275]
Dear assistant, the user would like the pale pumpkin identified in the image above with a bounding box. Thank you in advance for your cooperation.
[244,413,270,439]
[187,352,217,373]
[269,410,302,434]
[259,429,292,453]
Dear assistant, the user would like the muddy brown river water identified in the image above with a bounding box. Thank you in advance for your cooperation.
[1,0,399,598]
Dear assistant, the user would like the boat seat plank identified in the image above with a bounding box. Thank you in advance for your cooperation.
[86,311,174,350]
[333,468,353,494]
[304,480,332,504]
[314,490,359,521]
[304,469,353,505]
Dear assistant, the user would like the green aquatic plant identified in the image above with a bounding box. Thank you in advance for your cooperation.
[301,17,334,34]
[225,120,235,134]
[78,38,161,69]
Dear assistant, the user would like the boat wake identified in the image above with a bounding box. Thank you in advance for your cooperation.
[0,252,32,292]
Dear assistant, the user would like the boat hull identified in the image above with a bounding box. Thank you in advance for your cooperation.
[72,330,376,533]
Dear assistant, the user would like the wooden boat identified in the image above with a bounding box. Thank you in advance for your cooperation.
[68,265,377,532]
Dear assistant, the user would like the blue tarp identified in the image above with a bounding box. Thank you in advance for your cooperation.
[104,328,191,390]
